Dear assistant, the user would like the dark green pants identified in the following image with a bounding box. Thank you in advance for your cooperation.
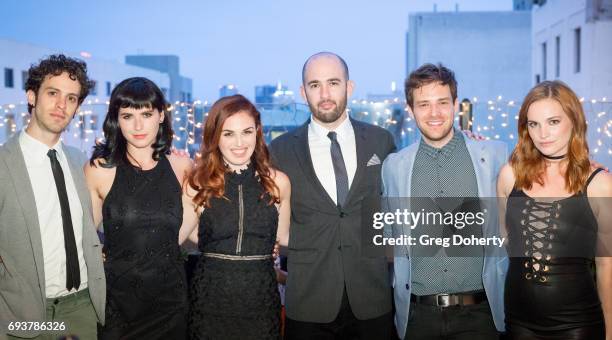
[8,288,98,340]
[404,301,499,340]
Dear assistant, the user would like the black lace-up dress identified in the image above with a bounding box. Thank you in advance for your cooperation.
[189,164,281,340]
[504,169,605,339]
[99,155,188,339]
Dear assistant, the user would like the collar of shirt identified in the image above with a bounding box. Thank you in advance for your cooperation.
[19,129,66,166]
[308,115,354,144]
[418,128,463,159]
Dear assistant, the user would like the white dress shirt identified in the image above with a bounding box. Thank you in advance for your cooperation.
[19,130,88,298]
[308,115,357,205]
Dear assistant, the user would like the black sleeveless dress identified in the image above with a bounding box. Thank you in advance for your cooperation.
[504,168,605,339]
[188,164,281,340]
[99,155,188,339]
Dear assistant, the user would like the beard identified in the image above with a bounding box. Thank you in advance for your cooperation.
[30,94,74,134]
[307,95,348,124]
[416,120,454,145]
[34,109,72,134]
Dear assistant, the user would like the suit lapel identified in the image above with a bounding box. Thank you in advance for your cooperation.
[346,119,368,204]
[63,146,106,322]
[64,147,95,231]
[3,135,46,301]
[465,139,489,197]
[292,121,337,208]
[403,141,420,255]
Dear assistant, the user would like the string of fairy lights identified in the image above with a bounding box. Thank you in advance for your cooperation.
[1,96,610,163]
[348,95,611,161]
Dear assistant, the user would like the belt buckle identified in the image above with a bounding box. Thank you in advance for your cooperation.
[436,294,451,307]
[66,289,79,301]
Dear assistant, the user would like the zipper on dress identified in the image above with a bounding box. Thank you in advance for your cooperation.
[236,184,245,254]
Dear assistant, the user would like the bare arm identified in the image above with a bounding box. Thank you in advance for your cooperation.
[167,155,200,246]
[496,163,515,241]
[274,170,291,247]
[179,185,200,246]
[83,160,115,229]
[597,257,612,340]
[589,171,612,339]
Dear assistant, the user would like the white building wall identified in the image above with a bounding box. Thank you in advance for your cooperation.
[532,0,612,167]
[407,11,532,104]
[406,10,532,151]
[0,38,170,105]
[590,20,612,98]
[0,38,170,151]
[532,0,612,99]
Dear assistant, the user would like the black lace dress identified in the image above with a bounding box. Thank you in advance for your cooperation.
[99,155,188,339]
[189,164,281,340]
[504,169,605,339]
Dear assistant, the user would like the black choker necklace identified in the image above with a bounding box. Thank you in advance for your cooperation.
[542,154,566,160]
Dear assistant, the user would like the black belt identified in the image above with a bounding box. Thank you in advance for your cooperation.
[202,252,272,261]
[410,291,487,307]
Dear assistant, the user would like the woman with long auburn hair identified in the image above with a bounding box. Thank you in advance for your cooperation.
[181,94,290,339]
[497,81,612,339]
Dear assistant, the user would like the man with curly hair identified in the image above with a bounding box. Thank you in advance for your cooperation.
[0,54,106,339]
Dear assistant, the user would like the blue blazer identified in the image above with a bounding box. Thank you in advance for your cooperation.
[381,136,509,339]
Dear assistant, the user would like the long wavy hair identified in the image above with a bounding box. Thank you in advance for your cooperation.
[90,77,173,167]
[510,80,591,193]
[188,94,279,208]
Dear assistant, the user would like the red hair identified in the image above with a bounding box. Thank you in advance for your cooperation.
[510,81,591,194]
[188,95,279,208]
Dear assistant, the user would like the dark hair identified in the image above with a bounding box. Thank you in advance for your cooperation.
[25,54,93,114]
[90,77,173,168]
[188,94,279,208]
[302,51,350,84]
[405,63,457,109]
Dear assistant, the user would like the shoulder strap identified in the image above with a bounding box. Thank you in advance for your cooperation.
[585,168,605,189]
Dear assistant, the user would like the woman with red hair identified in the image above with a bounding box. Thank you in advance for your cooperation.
[182,94,290,339]
[497,81,612,339]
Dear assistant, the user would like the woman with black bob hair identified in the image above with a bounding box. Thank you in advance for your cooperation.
[85,77,196,339]
[91,76,173,166]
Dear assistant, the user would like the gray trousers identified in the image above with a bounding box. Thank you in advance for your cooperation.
[7,288,98,340]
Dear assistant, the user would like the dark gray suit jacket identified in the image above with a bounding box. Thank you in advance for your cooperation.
[269,118,396,323]
[0,134,106,338]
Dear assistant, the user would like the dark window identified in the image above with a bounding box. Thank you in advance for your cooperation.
[106,81,111,96]
[79,114,86,139]
[555,36,560,78]
[541,42,547,81]
[574,27,581,73]
[5,114,15,138]
[4,68,14,88]
[22,70,29,90]
[90,80,97,95]
[90,115,98,130]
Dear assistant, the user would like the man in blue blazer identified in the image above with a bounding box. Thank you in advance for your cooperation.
[382,63,508,339]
